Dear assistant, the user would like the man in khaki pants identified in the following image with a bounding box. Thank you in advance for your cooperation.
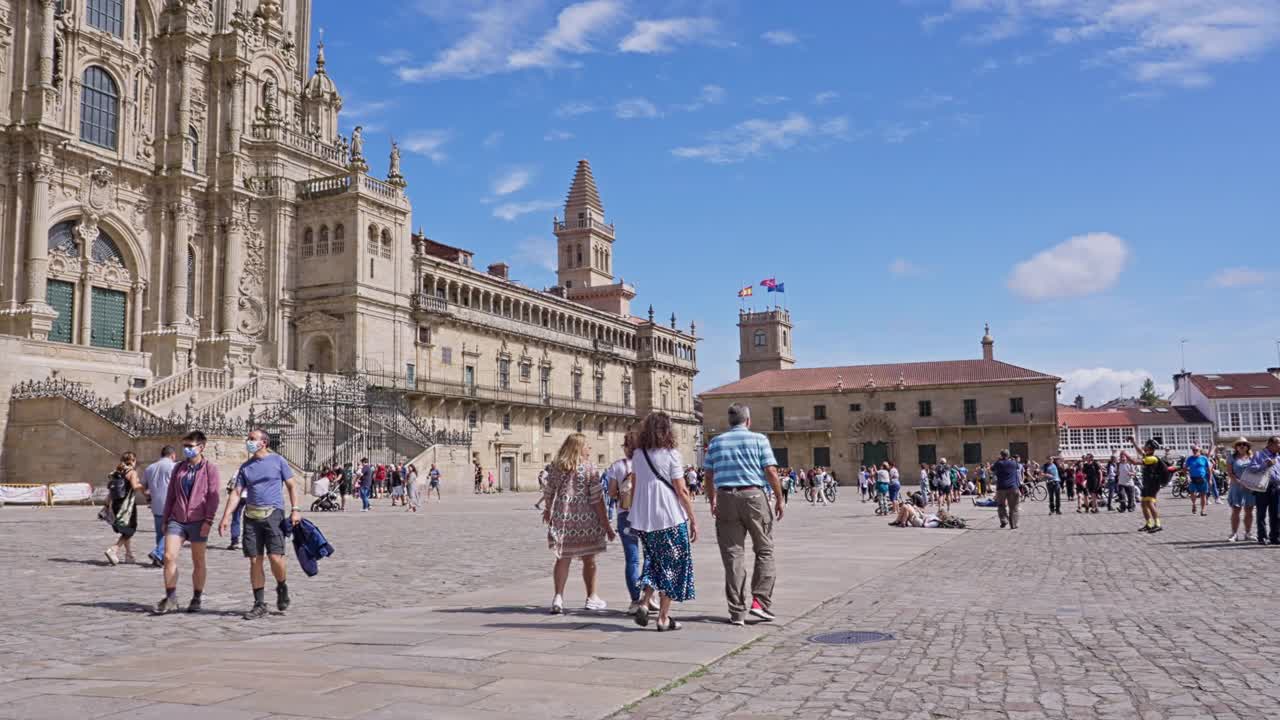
[992,449,1022,530]
[705,404,784,626]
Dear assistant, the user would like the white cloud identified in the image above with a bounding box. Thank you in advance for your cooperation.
[340,99,394,121]
[1007,232,1131,301]
[491,167,533,197]
[908,90,955,110]
[1058,368,1171,408]
[398,3,531,81]
[615,97,661,119]
[928,0,1280,88]
[676,84,728,112]
[508,0,626,70]
[376,49,412,66]
[402,130,452,164]
[1210,267,1267,287]
[493,199,559,221]
[482,130,504,148]
[813,90,839,105]
[544,129,575,141]
[889,258,924,276]
[978,57,1000,73]
[619,17,718,54]
[671,112,849,164]
[514,236,559,274]
[883,121,930,143]
[761,29,799,46]
[754,94,790,105]
[557,100,597,118]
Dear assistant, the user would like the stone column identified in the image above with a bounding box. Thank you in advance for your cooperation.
[221,218,243,333]
[227,70,244,154]
[168,201,189,326]
[38,0,56,87]
[130,281,145,351]
[23,160,52,304]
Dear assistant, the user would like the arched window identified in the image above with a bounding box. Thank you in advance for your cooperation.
[367,225,379,255]
[302,227,314,258]
[187,126,200,172]
[575,243,582,266]
[783,330,788,347]
[317,225,329,256]
[332,224,345,254]
[753,330,766,348]
[80,66,120,149]
[380,229,392,259]
[87,0,125,37]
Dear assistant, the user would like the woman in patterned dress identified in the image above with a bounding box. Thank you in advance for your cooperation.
[541,433,615,615]
[629,412,698,631]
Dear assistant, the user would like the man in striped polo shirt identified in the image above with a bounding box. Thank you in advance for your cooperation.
[705,403,784,626]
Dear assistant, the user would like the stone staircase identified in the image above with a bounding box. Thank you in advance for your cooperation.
[132,365,261,419]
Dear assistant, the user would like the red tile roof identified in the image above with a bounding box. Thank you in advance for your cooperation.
[1189,373,1280,399]
[702,360,1058,397]
[1058,406,1212,428]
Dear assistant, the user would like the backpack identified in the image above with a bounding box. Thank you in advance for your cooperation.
[938,515,967,529]
[107,471,128,501]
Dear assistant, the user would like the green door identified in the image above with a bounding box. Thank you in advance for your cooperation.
[46,280,75,344]
[90,287,127,350]
[862,441,889,468]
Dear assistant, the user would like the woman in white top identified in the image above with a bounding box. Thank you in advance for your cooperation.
[608,430,653,616]
[629,412,698,631]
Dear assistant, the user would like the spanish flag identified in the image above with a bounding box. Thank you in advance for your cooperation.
[737,285,754,298]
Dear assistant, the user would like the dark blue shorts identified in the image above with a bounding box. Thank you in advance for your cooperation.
[166,519,209,543]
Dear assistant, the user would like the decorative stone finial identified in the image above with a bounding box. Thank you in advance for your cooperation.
[648,305,654,322]
[670,312,677,329]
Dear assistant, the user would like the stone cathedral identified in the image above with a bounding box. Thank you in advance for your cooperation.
[0,0,699,489]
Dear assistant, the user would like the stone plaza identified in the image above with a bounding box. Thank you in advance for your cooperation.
[1,492,1275,719]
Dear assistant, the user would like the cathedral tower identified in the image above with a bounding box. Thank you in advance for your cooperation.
[554,160,635,315]
[738,309,795,379]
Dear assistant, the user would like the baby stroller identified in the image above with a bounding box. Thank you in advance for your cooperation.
[310,488,341,512]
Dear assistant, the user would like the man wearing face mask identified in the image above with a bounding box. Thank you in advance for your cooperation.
[219,428,302,619]
[156,431,222,613]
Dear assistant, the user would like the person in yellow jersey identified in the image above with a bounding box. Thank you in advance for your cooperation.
[1130,437,1173,534]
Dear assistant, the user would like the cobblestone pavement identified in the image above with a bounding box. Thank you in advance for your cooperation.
[616,500,1280,720]
[0,494,553,678]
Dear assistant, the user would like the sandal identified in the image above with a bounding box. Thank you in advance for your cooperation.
[656,617,681,632]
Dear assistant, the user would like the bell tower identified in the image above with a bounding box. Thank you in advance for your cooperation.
[555,160,614,290]
[738,309,795,379]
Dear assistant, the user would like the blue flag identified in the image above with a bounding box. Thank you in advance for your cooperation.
[768,283,785,293]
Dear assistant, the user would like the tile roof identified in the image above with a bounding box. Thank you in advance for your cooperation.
[1189,372,1280,399]
[1058,406,1212,428]
[702,360,1058,397]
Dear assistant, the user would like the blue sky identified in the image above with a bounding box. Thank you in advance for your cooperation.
[314,0,1280,403]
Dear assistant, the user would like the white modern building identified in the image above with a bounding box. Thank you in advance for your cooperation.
[1057,406,1215,461]
[1171,371,1280,444]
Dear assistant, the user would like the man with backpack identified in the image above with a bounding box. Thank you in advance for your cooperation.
[1133,437,1172,533]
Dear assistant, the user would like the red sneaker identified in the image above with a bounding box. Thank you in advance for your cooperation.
[751,598,762,611]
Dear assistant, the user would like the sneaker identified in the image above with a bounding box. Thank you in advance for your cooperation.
[1138,525,1150,533]
[584,595,607,611]
[1200,510,1207,516]
[728,618,746,627]
[749,604,776,622]
[550,594,564,615]
[227,540,239,551]
[276,585,290,612]
[1244,532,1255,541]
[154,596,180,614]
[243,602,269,620]
[123,552,137,565]
[1149,525,1164,533]
[186,597,202,613]
[103,547,119,566]
[149,555,163,568]
[626,601,643,616]
[1228,533,1238,542]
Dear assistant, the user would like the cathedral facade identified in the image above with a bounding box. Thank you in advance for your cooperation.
[0,0,698,488]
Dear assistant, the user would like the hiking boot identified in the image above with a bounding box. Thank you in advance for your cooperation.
[276,585,291,612]
[186,597,202,613]
[243,602,269,620]
[154,596,180,614]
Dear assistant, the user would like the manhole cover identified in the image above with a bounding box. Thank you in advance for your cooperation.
[808,630,894,645]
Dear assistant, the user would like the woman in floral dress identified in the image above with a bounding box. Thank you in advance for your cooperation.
[541,433,615,615]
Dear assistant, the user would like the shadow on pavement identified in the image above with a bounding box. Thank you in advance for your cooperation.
[61,601,244,617]
[435,605,564,616]
[1158,541,1270,550]
[47,556,115,567]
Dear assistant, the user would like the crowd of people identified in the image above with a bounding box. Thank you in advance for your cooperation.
[310,460,444,512]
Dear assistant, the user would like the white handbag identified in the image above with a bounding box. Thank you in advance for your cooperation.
[1237,467,1271,493]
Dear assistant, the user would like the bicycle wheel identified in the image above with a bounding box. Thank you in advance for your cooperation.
[1031,484,1047,502]
[825,486,837,503]
[1172,483,1186,499]
[805,487,815,503]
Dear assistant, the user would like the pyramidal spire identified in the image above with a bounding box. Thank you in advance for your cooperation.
[564,159,604,217]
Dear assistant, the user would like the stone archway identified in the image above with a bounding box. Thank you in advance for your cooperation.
[302,334,336,374]
[850,413,897,468]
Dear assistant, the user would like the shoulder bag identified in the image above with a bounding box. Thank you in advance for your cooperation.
[640,449,679,499]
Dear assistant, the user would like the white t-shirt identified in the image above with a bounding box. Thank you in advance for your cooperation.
[607,458,632,497]
[629,448,688,533]
[1117,462,1135,487]
[889,467,900,485]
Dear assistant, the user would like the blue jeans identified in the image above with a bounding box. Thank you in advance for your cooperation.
[617,511,642,603]
[360,486,371,510]
[150,514,165,561]
[229,504,243,542]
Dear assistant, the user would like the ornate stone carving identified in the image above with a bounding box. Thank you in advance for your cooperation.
[87,167,113,210]
[238,229,267,337]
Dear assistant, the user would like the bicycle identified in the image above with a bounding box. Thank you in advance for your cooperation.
[1019,478,1048,502]
[824,479,838,504]
[1171,474,1189,499]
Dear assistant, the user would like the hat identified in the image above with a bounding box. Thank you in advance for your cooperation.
[1144,438,1163,450]
[1234,437,1251,446]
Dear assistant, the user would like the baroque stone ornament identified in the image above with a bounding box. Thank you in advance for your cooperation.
[238,228,267,338]
[87,167,113,210]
